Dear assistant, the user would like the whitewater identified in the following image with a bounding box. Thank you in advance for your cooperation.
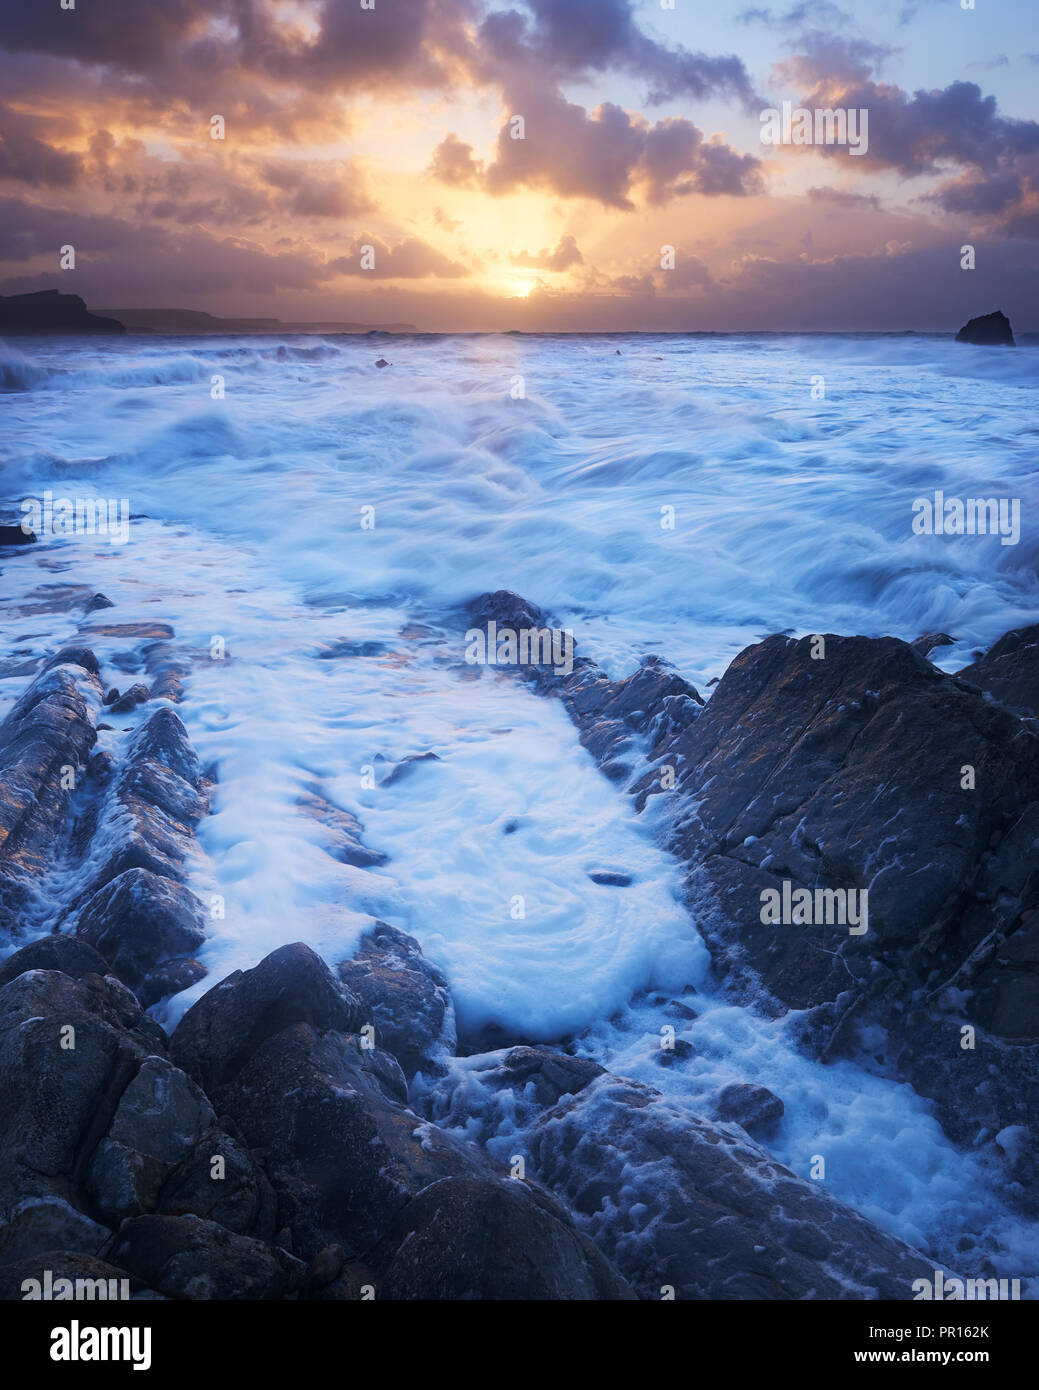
[2,330,1039,1288]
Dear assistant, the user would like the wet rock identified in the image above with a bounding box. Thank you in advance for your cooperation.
[170,942,363,1099]
[589,871,632,886]
[157,1128,277,1240]
[468,589,547,633]
[104,1215,305,1300]
[0,525,36,545]
[911,631,956,658]
[485,1046,605,1110]
[0,1252,143,1302]
[85,708,208,897]
[80,622,175,642]
[337,921,454,1077]
[103,688,120,706]
[375,358,390,368]
[86,594,115,612]
[0,934,109,989]
[959,622,1039,720]
[376,1176,637,1300]
[109,683,151,714]
[297,789,387,869]
[136,959,207,1011]
[382,751,441,786]
[219,1020,490,1259]
[75,869,207,995]
[43,647,100,676]
[529,1073,946,1299]
[714,1082,785,1138]
[85,1057,216,1224]
[956,310,1014,346]
[0,659,101,931]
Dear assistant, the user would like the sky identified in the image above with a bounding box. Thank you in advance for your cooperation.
[0,0,1037,331]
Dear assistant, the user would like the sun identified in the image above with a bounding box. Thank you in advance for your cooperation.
[509,278,537,299]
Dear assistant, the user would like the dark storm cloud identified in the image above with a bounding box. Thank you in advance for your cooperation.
[0,107,82,187]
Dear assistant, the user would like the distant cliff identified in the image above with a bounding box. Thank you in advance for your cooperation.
[0,290,125,335]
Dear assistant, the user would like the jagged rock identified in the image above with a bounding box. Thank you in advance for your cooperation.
[109,683,151,714]
[911,631,956,659]
[0,1252,145,1302]
[375,1176,637,1300]
[170,943,363,1099]
[0,969,167,1261]
[85,594,115,612]
[84,707,208,898]
[0,659,101,931]
[104,1215,305,1300]
[468,590,547,632]
[136,959,207,1010]
[381,751,441,786]
[219,1021,486,1259]
[714,1082,784,1138]
[74,868,207,994]
[959,623,1039,720]
[529,1073,947,1299]
[481,1046,605,1110]
[0,934,109,989]
[157,1128,277,1239]
[337,921,454,1076]
[297,789,387,868]
[956,310,1014,346]
[85,1057,216,1224]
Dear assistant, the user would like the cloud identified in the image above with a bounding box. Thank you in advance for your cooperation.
[0,107,81,187]
[485,85,762,207]
[261,159,374,218]
[332,234,468,278]
[512,234,583,270]
[430,134,484,187]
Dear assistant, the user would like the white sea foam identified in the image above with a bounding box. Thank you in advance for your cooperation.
[1,330,1037,1283]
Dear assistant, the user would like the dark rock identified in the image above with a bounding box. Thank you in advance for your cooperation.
[84,707,208,897]
[589,871,632,886]
[136,959,208,1010]
[0,659,101,931]
[375,358,390,368]
[337,921,454,1077]
[79,622,174,641]
[529,1073,948,1299]
[43,647,100,676]
[958,623,1039,720]
[0,525,36,546]
[382,751,441,786]
[75,868,207,992]
[86,750,115,783]
[485,1046,605,1110]
[0,290,125,336]
[468,589,547,633]
[297,789,387,868]
[104,1215,304,1300]
[655,1037,694,1065]
[911,631,956,658]
[86,593,115,612]
[103,688,120,706]
[219,1020,490,1259]
[714,1082,785,1138]
[85,1056,216,1224]
[157,1128,277,1240]
[956,310,1014,346]
[0,934,109,989]
[170,942,363,1099]
[0,1252,145,1301]
[376,1176,636,1300]
[109,683,151,714]
[148,669,184,703]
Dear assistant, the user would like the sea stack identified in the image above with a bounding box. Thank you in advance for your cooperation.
[955,309,1015,346]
